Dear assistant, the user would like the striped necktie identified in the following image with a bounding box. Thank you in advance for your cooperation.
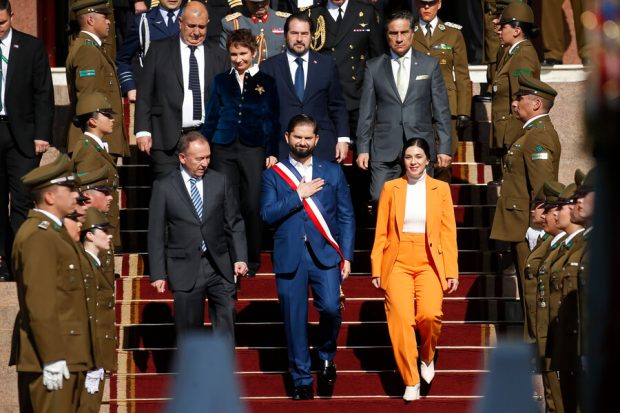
[189,177,207,251]
[188,46,202,120]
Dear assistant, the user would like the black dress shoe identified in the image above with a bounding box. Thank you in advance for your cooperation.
[319,360,337,386]
[542,58,562,66]
[292,385,314,400]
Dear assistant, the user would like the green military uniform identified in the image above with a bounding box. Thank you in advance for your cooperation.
[482,0,512,85]
[77,208,116,413]
[79,167,118,287]
[541,0,587,64]
[491,2,541,149]
[70,93,121,247]
[9,155,95,413]
[524,231,552,342]
[220,9,290,63]
[412,18,472,182]
[66,1,130,158]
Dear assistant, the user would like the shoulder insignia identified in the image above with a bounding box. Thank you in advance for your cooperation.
[83,139,90,147]
[83,39,97,46]
[438,23,446,31]
[79,69,96,77]
[38,220,50,230]
[513,68,532,78]
[414,24,419,32]
[225,12,242,22]
[536,145,543,152]
[275,11,291,18]
[359,11,364,17]
[444,22,462,30]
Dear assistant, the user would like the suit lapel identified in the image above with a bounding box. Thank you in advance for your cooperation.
[405,50,423,103]
[394,177,406,238]
[172,169,202,223]
[382,55,400,101]
[278,54,298,102]
[201,170,214,224]
[149,9,169,38]
[333,4,357,45]
[173,39,183,89]
[5,31,21,92]
[84,135,116,168]
[413,24,429,52]
[425,176,440,236]
[304,52,322,103]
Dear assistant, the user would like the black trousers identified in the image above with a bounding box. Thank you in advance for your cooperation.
[210,139,265,273]
[172,255,236,343]
[0,123,40,258]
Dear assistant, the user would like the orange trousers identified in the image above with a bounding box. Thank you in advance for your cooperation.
[384,233,444,386]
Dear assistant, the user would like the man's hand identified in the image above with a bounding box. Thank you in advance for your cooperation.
[356,153,369,170]
[265,156,277,169]
[234,262,248,276]
[335,142,349,163]
[371,277,381,289]
[34,139,49,155]
[127,89,137,103]
[297,178,324,199]
[341,260,351,281]
[42,360,70,391]
[436,154,452,169]
[446,278,459,294]
[151,279,167,293]
[136,135,152,155]
[134,0,148,13]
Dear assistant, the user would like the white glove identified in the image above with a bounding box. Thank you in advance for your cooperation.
[85,368,105,394]
[42,360,70,391]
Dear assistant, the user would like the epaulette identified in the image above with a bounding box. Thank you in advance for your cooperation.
[437,23,445,31]
[444,22,462,30]
[275,11,291,18]
[225,12,242,22]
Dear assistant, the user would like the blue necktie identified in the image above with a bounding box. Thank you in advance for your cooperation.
[188,46,202,120]
[167,11,175,35]
[294,57,304,102]
[189,177,207,251]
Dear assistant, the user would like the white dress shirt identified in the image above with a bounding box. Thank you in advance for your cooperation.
[390,48,412,95]
[564,228,586,245]
[231,65,259,92]
[403,172,427,234]
[159,6,180,24]
[81,30,103,46]
[33,209,63,227]
[0,28,12,116]
[84,131,109,152]
[289,155,313,182]
[419,16,439,37]
[180,38,205,127]
[327,0,348,21]
[550,231,567,248]
[180,166,204,200]
[286,50,309,89]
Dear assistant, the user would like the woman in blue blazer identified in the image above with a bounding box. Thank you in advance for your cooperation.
[202,29,280,276]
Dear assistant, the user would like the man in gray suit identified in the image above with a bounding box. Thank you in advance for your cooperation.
[356,10,452,203]
[148,132,248,341]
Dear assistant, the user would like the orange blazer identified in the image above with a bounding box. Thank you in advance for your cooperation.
[371,175,459,291]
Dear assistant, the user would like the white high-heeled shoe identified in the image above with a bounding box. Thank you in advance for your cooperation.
[420,360,435,383]
[403,384,420,401]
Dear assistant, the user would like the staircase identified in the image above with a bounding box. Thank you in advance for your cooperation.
[108,139,521,413]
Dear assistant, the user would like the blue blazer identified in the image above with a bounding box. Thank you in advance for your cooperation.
[116,7,180,95]
[259,52,349,161]
[260,158,355,273]
[201,70,281,157]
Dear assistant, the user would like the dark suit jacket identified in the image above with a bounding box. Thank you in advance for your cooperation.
[259,51,349,160]
[313,2,384,111]
[260,158,355,273]
[356,48,451,162]
[135,37,230,151]
[202,70,280,157]
[4,30,54,157]
[148,167,247,291]
[116,6,181,95]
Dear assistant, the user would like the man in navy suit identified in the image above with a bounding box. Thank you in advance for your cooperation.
[260,114,355,399]
[116,0,184,102]
[260,13,350,162]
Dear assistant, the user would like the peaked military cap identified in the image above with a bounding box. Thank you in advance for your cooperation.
[75,92,116,117]
[22,154,79,190]
[499,1,534,25]
[515,74,557,102]
[72,0,111,16]
[79,166,116,192]
[81,208,111,232]
[574,169,586,187]
[531,185,546,207]
[543,181,565,208]
[557,183,577,205]
[574,167,596,198]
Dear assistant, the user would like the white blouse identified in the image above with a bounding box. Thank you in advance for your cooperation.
[403,172,427,234]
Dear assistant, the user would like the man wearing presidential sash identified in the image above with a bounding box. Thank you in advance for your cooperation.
[260,114,355,400]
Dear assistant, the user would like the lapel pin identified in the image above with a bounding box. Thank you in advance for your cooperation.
[313,60,318,64]
[13,44,19,48]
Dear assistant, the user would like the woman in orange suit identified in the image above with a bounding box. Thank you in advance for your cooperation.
[371,138,459,402]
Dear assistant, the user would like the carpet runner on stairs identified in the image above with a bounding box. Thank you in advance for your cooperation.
[108,141,520,413]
